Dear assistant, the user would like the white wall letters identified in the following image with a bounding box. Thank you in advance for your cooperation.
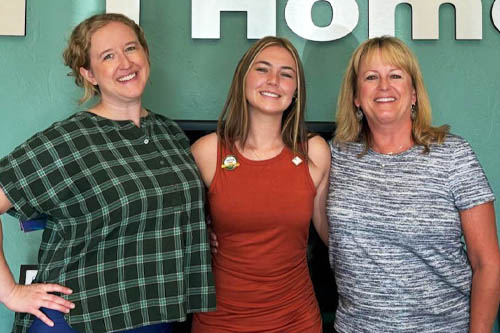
[191,0,489,41]
[369,0,482,39]
[0,0,494,39]
[0,0,26,36]
[106,0,141,24]
[191,0,276,39]
[285,0,359,42]
[493,0,500,32]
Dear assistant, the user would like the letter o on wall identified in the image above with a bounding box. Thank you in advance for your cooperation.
[493,0,500,32]
[285,0,359,41]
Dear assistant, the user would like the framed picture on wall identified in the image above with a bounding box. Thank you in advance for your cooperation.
[19,265,38,285]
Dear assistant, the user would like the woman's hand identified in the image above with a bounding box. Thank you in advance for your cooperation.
[2,283,74,327]
[207,226,219,255]
[1,210,74,327]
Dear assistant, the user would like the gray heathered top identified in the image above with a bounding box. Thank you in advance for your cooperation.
[327,134,495,333]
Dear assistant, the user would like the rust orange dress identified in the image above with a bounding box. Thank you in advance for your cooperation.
[192,144,322,332]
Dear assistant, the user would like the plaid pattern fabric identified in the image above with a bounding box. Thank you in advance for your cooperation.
[0,111,215,332]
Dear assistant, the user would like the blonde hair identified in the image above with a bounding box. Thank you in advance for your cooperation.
[63,13,150,104]
[218,36,310,158]
[334,36,449,154]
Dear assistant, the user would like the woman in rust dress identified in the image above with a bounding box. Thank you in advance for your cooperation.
[191,37,330,332]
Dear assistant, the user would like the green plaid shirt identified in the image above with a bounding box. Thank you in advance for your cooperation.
[0,111,215,332]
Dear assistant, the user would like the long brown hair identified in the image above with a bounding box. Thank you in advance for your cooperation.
[334,36,449,155]
[218,36,309,158]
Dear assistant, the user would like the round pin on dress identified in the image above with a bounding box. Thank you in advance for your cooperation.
[221,155,240,170]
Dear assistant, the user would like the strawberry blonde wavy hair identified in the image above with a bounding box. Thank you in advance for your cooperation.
[334,36,449,155]
[63,13,150,104]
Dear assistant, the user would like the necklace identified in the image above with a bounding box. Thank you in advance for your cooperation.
[373,142,413,155]
[386,144,404,155]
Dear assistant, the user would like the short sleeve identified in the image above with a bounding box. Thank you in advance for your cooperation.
[449,137,495,210]
[0,134,56,221]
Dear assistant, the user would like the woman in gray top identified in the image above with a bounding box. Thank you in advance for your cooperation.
[327,36,500,332]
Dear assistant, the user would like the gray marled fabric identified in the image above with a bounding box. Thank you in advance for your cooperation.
[327,134,495,333]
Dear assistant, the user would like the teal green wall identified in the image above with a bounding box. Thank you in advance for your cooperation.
[0,0,498,330]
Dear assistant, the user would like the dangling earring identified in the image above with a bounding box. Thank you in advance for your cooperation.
[411,104,417,120]
[355,107,364,122]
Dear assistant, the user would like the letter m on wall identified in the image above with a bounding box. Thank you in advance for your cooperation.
[192,0,276,39]
[369,0,482,39]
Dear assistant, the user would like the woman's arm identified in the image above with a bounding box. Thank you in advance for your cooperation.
[308,136,331,245]
[0,188,75,327]
[461,201,500,333]
[191,133,219,253]
[191,132,218,188]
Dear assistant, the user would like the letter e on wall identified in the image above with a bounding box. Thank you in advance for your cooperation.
[369,0,482,39]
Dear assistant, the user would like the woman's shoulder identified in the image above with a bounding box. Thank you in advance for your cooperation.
[329,139,364,157]
[191,133,218,187]
[3,112,94,164]
[147,111,181,131]
[308,135,330,158]
[432,133,471,153]
[192,132,218,155]
[20,112,90,145]
[441,132,467,145]
[307,135,331,170]
[191,133,218,166]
